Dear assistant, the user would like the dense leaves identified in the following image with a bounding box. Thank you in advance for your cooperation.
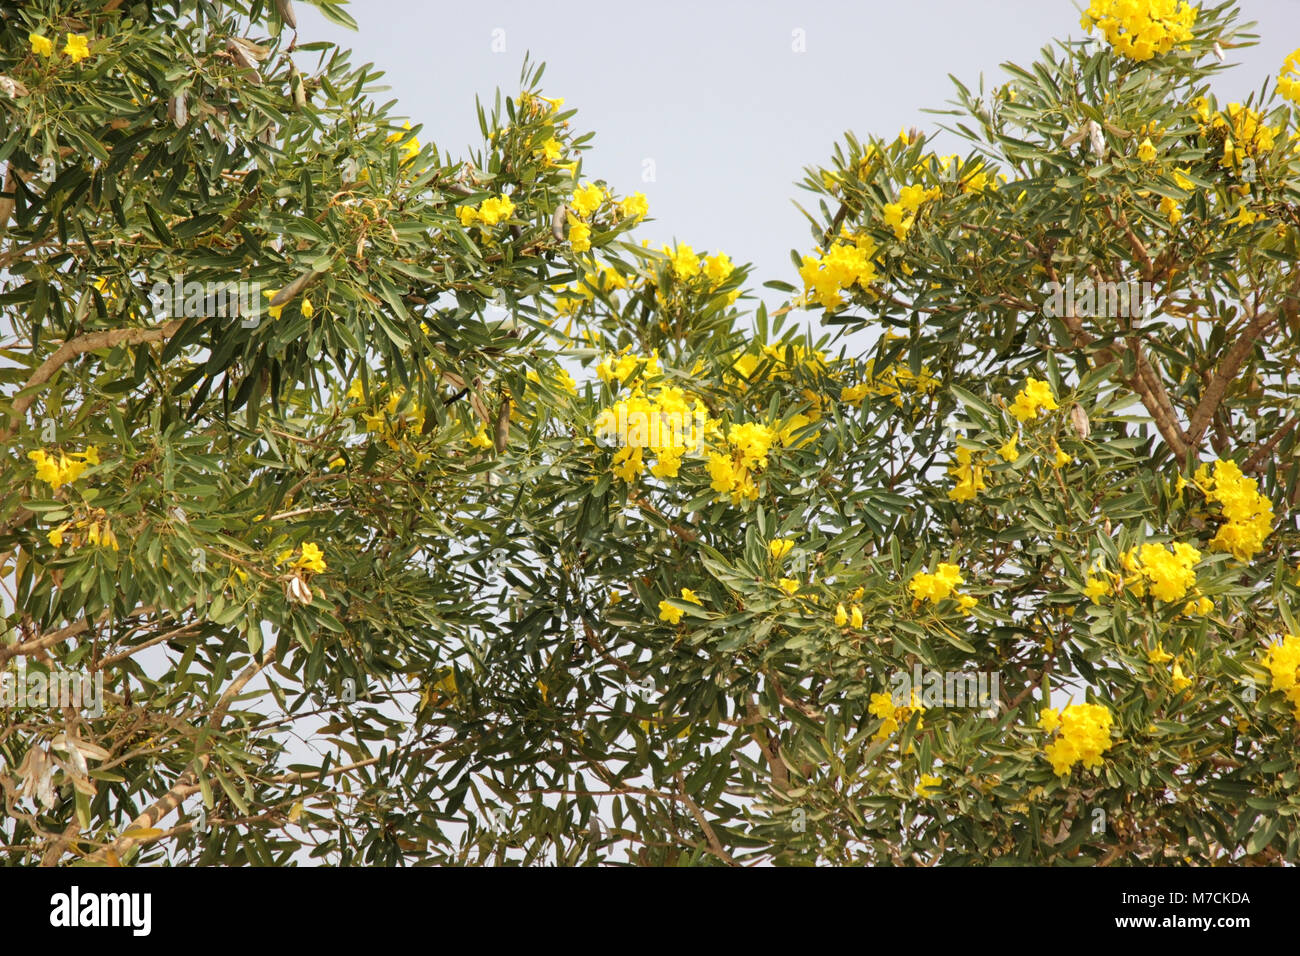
[1,0,1298,865]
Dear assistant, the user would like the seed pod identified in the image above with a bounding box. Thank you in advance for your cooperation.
[493,395,511,453]
[269,269,320,308]
[1069,403,1091,440]
[168,91,187,128]
[551,202,567,241]
[0,74,30,99]
[286,574,313,605]
[1087,120,1105,160]
[277,0,298,30]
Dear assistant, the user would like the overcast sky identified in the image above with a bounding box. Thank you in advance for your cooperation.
[296,0,1299,323]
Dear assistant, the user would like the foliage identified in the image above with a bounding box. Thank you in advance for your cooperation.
[1,0,1298,865]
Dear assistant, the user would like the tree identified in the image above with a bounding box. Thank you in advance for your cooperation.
[0,0,1297,866]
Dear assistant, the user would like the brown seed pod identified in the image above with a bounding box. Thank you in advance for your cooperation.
[277,0,298,30]
[1069,403,1091,440]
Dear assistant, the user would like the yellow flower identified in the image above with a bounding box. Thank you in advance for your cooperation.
[1080,0,1197,62]
[703,252,734,287]
[1171,661,1193,692]
[618,192,649,222]
[1051,442,1072,468]
[385,121,421,164]
[27,450,90,491]
[567,215,591,253]
[476,194,515,226]
[1039,702,1114,776]
[291,542,327,574]
[998,434,1019,462]
[301,299,314,319]
[834,603,848,627]
[469,426,494,450]
[1136,137,1158,162]
[570,182,605,218]
[263,289,283,320]
[915,773,942,797]
[665,243,701,282]
[850,605,864,628]
[1197,459,1274,562]
[680,588,702,606]
[1148,642,1173,664]
[956,593,977,615]
[768,539,794,561]
[909,563,965,604]
[1083,577,1111,603]
[778,578,799,596]
[658,600,684,625]
[1010,377,1058,422]
[1261,635,1300,718]
[1123,541,1201,602]
[1280,49,1300,106]
[30,33,53,57]
[63,33,91,63]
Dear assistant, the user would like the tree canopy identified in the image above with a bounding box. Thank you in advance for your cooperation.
[1,0,1299,865]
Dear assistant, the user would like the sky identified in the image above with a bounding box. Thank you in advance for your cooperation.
[294,0,1300,325]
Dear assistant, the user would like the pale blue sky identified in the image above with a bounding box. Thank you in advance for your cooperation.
[298,0,1299,317]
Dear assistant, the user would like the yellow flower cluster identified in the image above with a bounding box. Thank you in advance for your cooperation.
[882,183,941,240]
[1261,634,1300,718]
[1120,541,1201,601]
[596,386,715,483]
[1010,377,1058,422]
[47,508,118,551]
[347,379,430,466]
[28,447,99,491]
[870,689,925,741]
[30,32,92,63]
[1280,50,1300,106]
[562,185,648,254]
[560,183,611,253]
[658,587,701,624]
[908,564,977,614]
[619,193,649,223]
[798,231,879,310]
[458,193,516,229]
[947,446,987,503]
[840,359,940,408]
[278,542,327,574]
[661,243,737,297]
[1192,459,1274,561]
[833,601,864,628]
[1080,0,1197,62]
[1038,703,1114,776]
[1198,100,1282,175]
[597,348,660,386]
[707,422,777,504]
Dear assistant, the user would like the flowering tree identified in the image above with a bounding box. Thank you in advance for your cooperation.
[1,0,1298,865]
